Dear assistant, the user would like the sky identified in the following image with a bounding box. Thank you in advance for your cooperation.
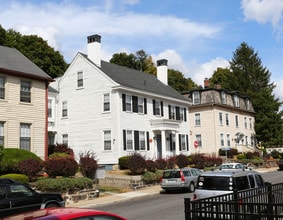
[1,0,283,103]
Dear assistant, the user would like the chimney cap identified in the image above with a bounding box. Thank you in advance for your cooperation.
[157,59,168,66]
[87,34,101,43]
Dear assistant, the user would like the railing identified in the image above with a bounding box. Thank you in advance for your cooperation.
[184,183,283,220]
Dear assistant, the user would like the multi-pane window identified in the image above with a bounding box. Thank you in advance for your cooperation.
[154,100,161,116]
[244,117,247,128]
[180,134,186,151]
[170,106,176,119]
[77,71,83,88]
[226,113,229,126]
[235,115,239,127]
[62,101,68,117]
[195,134,202,147]
[234,95,239,107]
[0,122,4,146]
[227,134,231,147]
[104,130,111,151]
[126,130,133,150]
[219,112,223,125]
[249,118,252,129]
[20,123,30,151]
[195,113,201,126]
[62,134,68,145]
[193,91,200,105]
[20,81,31,103]
[103,93,110,111]
[245,136,248,146]
[139,131,146,150]
[221,91,226,104]
[48,99,52,118]
[138,97,144,113]
[220,133,224,147]
[180,107,185,121]
[126,95,132,111]
[0,76,5,99]
[245,99,250,110]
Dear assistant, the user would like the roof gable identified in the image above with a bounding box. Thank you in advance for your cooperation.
[0,45,52,81]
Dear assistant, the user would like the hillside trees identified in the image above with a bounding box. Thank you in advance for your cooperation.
[210,42,283,147]
[0,25,67,78]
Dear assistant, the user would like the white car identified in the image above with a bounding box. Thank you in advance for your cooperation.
[218,162,250,170]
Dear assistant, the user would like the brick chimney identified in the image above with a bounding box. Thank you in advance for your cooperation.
[87,34,101,67]
[204,78,210,88]
[157,59,168,85]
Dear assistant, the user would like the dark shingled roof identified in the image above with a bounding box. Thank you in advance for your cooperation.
[80,53,187,101]
[0,45,52,81]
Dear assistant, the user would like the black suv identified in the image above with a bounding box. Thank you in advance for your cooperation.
[0,178,65,218]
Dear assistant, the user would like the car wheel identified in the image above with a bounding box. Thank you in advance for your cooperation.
[46,203,60,208]
[189,182,195,192]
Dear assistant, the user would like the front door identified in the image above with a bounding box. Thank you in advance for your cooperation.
[157,134,162,158]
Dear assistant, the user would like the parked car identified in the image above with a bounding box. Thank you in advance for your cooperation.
[0,178,65,218]
[193,169,269,200]
[278,158,283,171]
[4,207,127,220]
[160,168,202,192]
[218,162,250,170]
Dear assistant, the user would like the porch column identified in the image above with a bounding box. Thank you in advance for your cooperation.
[175,132,179,155]
[161,130,166,158]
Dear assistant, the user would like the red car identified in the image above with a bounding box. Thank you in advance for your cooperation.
[4,207,127,220]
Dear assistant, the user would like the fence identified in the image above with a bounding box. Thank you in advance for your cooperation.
[184,183,283,220]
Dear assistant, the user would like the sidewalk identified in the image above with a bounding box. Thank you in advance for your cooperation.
[65,166,278,209]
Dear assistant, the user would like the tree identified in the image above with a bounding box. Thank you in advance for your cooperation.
[168,69,198,92]
[0,27,68,78]
[224,42,283,147]
[210,67,232,90]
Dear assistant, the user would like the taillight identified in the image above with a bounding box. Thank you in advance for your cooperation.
[193,194,197,200]
[180,170,185,182]
[159,177,163,183]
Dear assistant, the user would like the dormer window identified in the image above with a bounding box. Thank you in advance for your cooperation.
[245,99,250,110]
[221,91,226,104]
[233,95,239,107]
[193,91,200,105]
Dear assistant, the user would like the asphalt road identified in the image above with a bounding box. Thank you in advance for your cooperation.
[97,170,283,220]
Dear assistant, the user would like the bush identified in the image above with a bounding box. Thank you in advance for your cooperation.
[145,160,157,172]
[142,171,157,184]
[204,157,223,167]
[48,144,74,158]
[128,153,146,175]
[18,158,43,181]
[176,154,189,168]
[33,177,93,193]
[166,156,176,169]
[237,154,246,160]
[79,151,97,179]
[118,156,130,170]
[49,152,70,159]
[271,150,280,159]
[44,157,78,178]
[0,148,42,174]
[190,154,206,169]
[0,173,29,184]
[155,158,167,170]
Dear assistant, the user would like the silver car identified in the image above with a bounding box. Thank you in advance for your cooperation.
[160,168,202,192]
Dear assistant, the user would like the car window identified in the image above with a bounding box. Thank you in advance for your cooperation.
[197,176,231,190]
[248,175,255,188]
[254,174,264,187]
[163,171,180,179]
[183,170,191,176]
[234,176,249,190]
[0,186,6,199]
[9,184,34,198]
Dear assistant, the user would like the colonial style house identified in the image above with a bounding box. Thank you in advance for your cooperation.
[0,45,53,159]
[49,35,191,166]
[182,78,257,157]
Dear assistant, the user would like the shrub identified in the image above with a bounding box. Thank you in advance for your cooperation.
[219,148,238,158]
[190,154,207,169]
[128,153,146,175]
[204,157,223,167]
[166,156,176,169]
[48,144,74,158]
[145,160,157,172]
[155,158,167,170]
[237,154,246,160]
[18,158,43,181]
[0,173,29,184]
[44,157,78,178]
[271,150,280,159]
[49,152,70,159]
[79,151,97,179]
[176,154,189,168]
[0,148,42,174]
[118,156,130,170]
[246,151,260,159]
[142,171,157,184]
[33,177,93,193]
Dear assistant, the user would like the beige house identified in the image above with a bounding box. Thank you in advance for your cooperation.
[0,45,53,159]
[183,79,257,157]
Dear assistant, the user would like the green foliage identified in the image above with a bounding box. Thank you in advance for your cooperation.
[168,69,198,92]
[48,144,74,158]
[271,150,281,159]
[49,152,70,159]
[219,148,238,158]
[0,173,29,184]
[128,153,146,175]
[145,160,157,172]
[0,144,3,162]
[246,151,260,159]
[237,154,246,160]
[18,158,43,181]
[0,148,42,174]
[176,154,190,168]
[79,151,97,179]
[155,158,167,170]
[142,170,163,184]
[33,177,93,193]
[118,156,130,170]
[44,158,78,178]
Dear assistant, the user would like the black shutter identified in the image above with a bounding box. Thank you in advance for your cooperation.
[184,108,187,122]
[122,94,126,111]
[123,130,126,150]
[186,135,189,151]
[161,101,164,116]
[132,96,138,113]
[144,98,147,114]
[168,105,171,119]
[134,130,139,150]
[169,133,173,151]
[153,100,156,115]
[179,134,182,151]
[176,106,180,120]
[146,131,149,151]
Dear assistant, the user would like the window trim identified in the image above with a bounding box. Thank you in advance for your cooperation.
[77,71,83,88]
[20,80,31,103]
[103,130,111,151]
[0,76,5,99]
[20,123,31,151]
[103,93,110,112]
